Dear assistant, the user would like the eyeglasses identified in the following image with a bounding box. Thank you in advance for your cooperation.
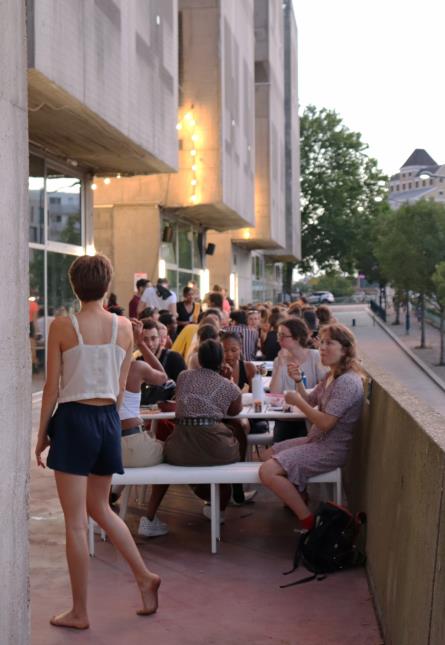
[277,333,293,339]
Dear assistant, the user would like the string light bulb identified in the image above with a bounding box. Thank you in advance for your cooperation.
[190,149,197,157]
[191,179,198,186]
[104,177,111,185]
[91,183,97,191]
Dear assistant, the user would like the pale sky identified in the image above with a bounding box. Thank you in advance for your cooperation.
[293,0,445,175]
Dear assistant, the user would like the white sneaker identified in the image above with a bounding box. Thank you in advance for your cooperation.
[138,515,169,538]
[202,505,225,524]
[229,489,258,506]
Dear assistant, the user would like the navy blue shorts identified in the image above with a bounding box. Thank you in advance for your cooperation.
[47,402,124,477]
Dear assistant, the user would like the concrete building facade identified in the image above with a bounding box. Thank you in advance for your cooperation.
[207,0,301,304]
[1,2,31,643]
[94,0,264,307]
[27,0,179,386]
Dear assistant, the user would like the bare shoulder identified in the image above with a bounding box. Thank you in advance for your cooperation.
[116,315,133,348]
[117,315,132,332]
[49,315,72,335]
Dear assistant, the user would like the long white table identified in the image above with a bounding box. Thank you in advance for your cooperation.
[140,403,305,423]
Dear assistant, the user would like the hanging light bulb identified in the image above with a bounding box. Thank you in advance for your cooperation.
[176,123,182,130]
[191,179,198,186]
[190,194,198,203]
[190,149,197,157]
[191,164,197,172]
[104,177,111,185]
[91,183,97,191]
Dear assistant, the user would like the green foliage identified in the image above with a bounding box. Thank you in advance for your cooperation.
[375,200,445,296]
[308,271,355,297]
[433,261,445,307]
[299,105,387,275]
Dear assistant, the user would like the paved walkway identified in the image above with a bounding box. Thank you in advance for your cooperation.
[29,397,381,645]
[333,305,445,418]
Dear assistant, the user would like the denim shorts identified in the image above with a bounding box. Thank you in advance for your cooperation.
[47,402,124,477]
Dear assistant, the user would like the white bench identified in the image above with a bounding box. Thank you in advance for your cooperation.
[89,462,342,556]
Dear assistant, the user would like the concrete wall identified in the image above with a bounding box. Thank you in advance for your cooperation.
[346,358,445,645]
[28,0,178,173]
[0,1,31,642]
[94,204,161,308]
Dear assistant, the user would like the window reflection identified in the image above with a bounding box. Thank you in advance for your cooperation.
[47,169,82,245]
[47,252,78,316]
[29,155,45,243]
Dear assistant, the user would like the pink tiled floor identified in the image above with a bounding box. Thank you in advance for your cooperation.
[30,467,382,644]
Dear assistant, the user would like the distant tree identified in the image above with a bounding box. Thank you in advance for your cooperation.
[308,271,355,298]
[375,200,445,349]
[298,105,387,275]
[432,262,445,365]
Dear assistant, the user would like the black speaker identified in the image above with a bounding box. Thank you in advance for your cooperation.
[162,225,173,243]
[205,243,216,255]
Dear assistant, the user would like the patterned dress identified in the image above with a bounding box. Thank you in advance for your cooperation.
[164,368,242,466]
[272,370,364,490]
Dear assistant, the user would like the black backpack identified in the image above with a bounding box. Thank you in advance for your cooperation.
[281,502,366,587]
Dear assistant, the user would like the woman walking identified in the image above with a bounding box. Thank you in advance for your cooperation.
[35,254,160,630]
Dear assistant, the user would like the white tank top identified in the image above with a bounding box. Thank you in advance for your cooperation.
[58,314,126,404]
[119,389,141,421]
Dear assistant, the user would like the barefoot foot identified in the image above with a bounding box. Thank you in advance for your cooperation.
[50,609,89,630]
[136,573,161,616]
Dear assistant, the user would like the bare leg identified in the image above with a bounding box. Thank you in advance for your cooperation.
[87,474,160,616]
[146,484,169,520]
[259,459,310,520]
[51,472,90,630]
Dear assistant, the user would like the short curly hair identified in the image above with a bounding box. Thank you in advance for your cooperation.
[68,254,113,302]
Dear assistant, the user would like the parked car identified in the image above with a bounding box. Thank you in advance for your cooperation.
[307,291,335,304]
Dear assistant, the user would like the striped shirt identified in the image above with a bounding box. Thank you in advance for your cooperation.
[227,324,259,361]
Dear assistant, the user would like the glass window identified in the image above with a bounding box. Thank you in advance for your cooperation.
[29,248,45,387]
[29,155,45,244]
[161,223,177,264]
[178,225,192,269]
[178,271,193,296]
[47,251,78,316]
[192,231,203,269]
[166,269,178,295]
[47,169,82,245]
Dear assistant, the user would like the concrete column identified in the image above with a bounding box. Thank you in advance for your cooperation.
[0,1,30,643]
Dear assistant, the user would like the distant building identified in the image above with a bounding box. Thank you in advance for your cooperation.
[388,149,445,208]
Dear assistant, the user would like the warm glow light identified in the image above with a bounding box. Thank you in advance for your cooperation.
[176,123,182,130]
[200,268,210,296]
[191,133,199,142]
[104,177,111,185]
[86,243,96,256]
[191,179,198,186]
[91,183,97,190]
[190,194,198,203]
[190,119,196,127]
[116,173,121,179]
[158,259,166,279]
[243,229,251,239]
[185,112,192,121]
[229,273,236,301]
[190,149,197,157]
[191,164,197,172]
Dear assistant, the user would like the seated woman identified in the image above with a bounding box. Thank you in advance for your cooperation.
[269,318,328,442]
[187,323,220,369]
[139,339,243,534]
[260,311,285,361]
[112,320,168,518]
[259,323,365,531]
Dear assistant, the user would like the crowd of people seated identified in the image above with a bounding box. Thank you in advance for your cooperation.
[35,255,364,628]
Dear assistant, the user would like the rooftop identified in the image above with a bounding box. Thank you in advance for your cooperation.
[401,148,438,168]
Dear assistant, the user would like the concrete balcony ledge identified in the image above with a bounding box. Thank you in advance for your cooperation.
[346,355,445,645]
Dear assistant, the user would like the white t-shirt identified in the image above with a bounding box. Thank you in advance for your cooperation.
[140,286,177,311]
[272,349,328,392]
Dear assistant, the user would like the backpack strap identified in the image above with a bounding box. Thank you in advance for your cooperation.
[69,314,84,345]
[280,573,325,588]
